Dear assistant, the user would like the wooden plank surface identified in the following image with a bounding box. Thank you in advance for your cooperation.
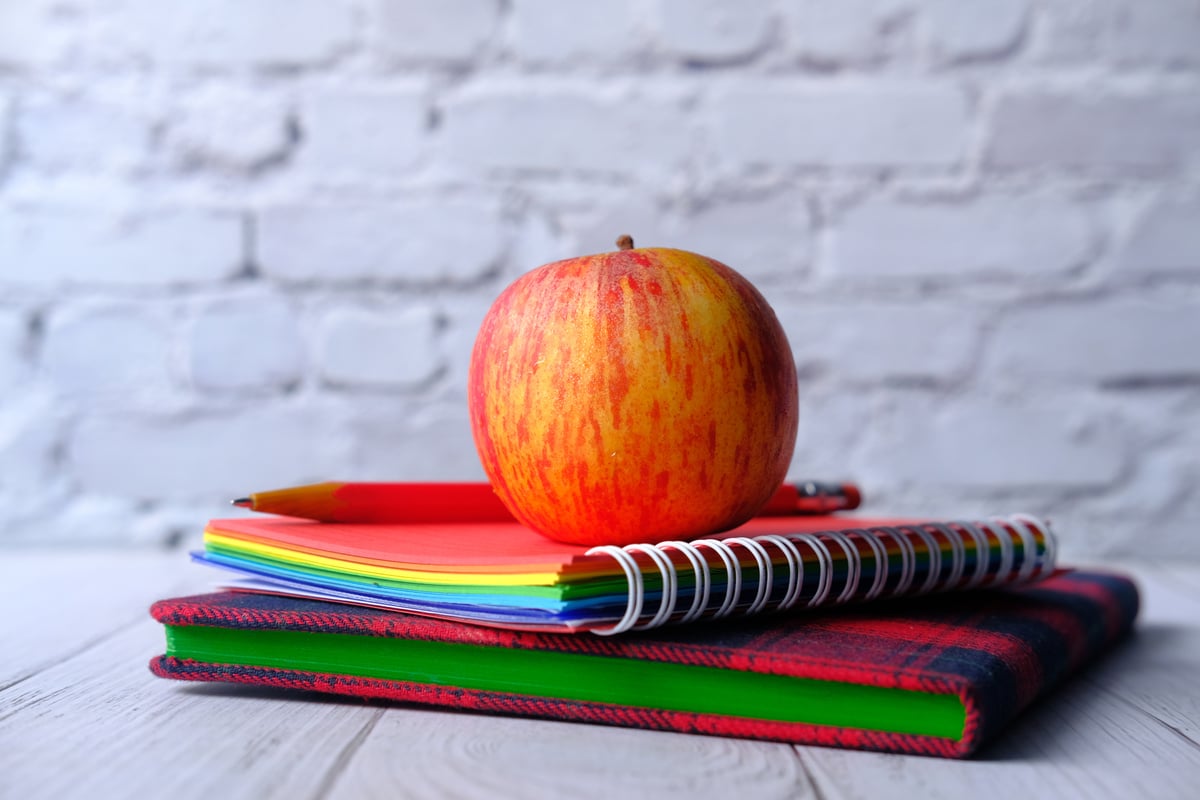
[1,555,1199,800]
[326,709,814,800]
[0,551,208,689]
[798,562,1200,800]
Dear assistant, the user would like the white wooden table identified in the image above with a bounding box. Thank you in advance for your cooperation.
[2,552,1198,800]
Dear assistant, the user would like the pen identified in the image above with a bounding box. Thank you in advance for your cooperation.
[233,481,863,523]
[759,481,863,516]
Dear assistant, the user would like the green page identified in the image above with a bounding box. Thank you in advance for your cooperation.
[166,625,965,739]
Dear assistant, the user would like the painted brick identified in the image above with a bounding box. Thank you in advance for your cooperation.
[0,93,11,169]
[0,311,30,394]
[655,0,772,62]
[438,293,498,391]
[788,389,875,482]
[1068,462,1200,556]
[829,193,1096,279]
[17,94,151,172]
[316,305,441,389]
[509,208,575,279]
[0,1,64,66]
[165,87,292,173]
[573,194,811,283]
[68,404,345,499]
[987,90,1200,173]
[256,199,505,284]
[711,80,970,169]
[128,501,217,548]
[41,301,175,399]
[0,208,243,287]
[0,392,60,502]
[857,392,1126,489]
[988,299,1200,383]
[507,0,642,63]
[442,81,690,175]
[777,302,979,383]
[189,294,305,393]
[785,0,911,67]
[3,0,1199,556]
[296,85,428,175]
[922,0,1029,62]
[1118,196,1200,276]
[1038,0,1200,67]
[14,495,145,547]
[106,0,356,68]
[375,0,501,63]
[562,194,669,261]
[345,400,488,480]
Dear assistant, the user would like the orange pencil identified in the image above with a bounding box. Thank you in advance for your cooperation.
[232,482,513,524]
[233,481,862,524]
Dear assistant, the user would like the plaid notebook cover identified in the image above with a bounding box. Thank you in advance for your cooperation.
[150,570,1138,758]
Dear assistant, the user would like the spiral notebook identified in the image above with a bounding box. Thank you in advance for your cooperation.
[195,511,1058,634]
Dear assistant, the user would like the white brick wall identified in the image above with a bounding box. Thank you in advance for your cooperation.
[986,87,1200,173]
[507,0,644,65]
[1,0,1199,559]
[374,0,502,64]
[0,208,244,287]
[828,191,1099,279]
[710,80,971,169]
[102,0,358,69]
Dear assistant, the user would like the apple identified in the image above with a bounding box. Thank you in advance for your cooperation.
[468,235,798,546]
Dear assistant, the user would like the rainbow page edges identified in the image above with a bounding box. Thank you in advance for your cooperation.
[195,513,1057,633]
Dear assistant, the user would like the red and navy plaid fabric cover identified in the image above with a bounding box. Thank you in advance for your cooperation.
[150,570,1138,758]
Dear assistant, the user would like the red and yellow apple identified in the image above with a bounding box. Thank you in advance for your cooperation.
[467,237,798,546]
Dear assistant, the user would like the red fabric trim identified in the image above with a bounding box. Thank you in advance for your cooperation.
[149,570,1139,759]
[150,656,969,758]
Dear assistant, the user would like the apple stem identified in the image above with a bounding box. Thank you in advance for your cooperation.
[615,234,634,251]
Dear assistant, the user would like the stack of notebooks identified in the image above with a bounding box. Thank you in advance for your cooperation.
[150,481,1138,758]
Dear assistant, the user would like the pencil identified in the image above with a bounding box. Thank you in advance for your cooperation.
[232,482,515,524]
[233,481,862,523]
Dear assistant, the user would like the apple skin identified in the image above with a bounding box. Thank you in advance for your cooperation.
[468,245,798,546]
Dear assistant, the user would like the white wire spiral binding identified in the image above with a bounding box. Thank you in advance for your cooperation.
[995,515,1042,582]
[585,545,644,635]
[756,534,804,610]
[724,537,774,615]
[977,518,1015,584]
[854,529,891,601]
[586,515,1057,635]
[625,544,678,631]
[658,541,710,624]
[799,534,835,607]
[871,526,916,595]
[955,521,993,588]
[693,540,740,619]
[1013,513,1056,575]
[927,522,966,587]
[905,524,944,593]
[821,530,861,603]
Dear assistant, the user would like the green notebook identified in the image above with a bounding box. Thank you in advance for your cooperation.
[150,569,1138,758]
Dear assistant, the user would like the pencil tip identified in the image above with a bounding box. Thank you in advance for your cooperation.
[232,497,252,508]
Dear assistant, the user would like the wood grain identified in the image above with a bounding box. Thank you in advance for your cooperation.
[0,618,382,800]
[797,564,1200,800]
[2,554,1199,800]
[325,709,814,800]
[0,551,208,689]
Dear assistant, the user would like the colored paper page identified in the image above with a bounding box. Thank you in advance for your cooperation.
[206,514,918,571]
[204,532,569,587]
[206,517,592,570]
